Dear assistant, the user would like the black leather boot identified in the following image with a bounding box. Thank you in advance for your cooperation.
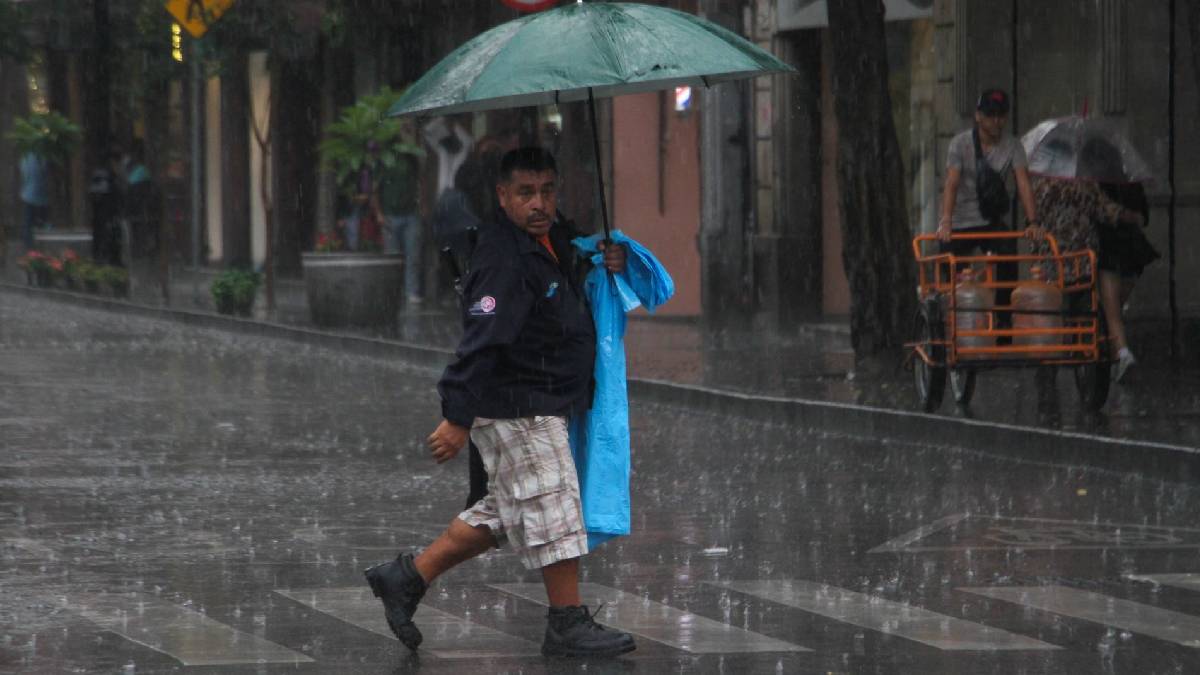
[541,605,636,658]
[364,552,428,651]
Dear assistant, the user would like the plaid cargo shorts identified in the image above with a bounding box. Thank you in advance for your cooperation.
[457,415,588,570]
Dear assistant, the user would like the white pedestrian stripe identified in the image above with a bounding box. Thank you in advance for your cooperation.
[73,592,313,666]
[491,582,810,653]
[960,585,1200,648]
[710,580,1058,651]
[1126,573,1200,593]
[275,587,541,659]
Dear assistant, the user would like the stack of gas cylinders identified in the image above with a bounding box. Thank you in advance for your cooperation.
[948,264,1064,358]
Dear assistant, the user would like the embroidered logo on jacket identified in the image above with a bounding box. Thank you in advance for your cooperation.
[469,295,497,316]
[545,282,559,298]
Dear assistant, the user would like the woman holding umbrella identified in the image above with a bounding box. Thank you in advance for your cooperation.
[1028,132,1157,382]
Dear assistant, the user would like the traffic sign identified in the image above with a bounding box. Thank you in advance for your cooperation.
[165,0,236,38]
[501,0,557,12]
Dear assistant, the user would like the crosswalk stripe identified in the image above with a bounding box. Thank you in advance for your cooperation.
[275,587,541,659]
[959,585,1200,648]
[1126,573,1200,593]
[709,580,1058,651]
[490,582,811,653]
[73,592,313,666]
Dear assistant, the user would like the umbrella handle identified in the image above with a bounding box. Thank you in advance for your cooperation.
[587,87,612,244]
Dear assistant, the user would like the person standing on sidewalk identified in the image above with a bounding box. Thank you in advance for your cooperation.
[18,150,49,252]
[89,146,124,266]
[937,89,1042,333]
[364,147,636,659]
[376,146,424,304]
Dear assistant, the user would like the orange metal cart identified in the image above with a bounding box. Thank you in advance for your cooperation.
[909,231,1111,412]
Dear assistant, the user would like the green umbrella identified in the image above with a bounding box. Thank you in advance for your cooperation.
[389,0,795,238]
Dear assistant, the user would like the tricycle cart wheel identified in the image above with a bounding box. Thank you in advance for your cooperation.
[913,300,946,412]
[1074,306,1111,411]
[950,368,977,407]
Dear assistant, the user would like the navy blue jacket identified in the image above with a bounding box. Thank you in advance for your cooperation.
[438,213,596,427]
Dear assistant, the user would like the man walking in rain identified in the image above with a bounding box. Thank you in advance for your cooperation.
[365,147,636,659]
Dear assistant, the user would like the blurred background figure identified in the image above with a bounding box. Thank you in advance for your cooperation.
[18,149,48,252]
[122,139,163,299]
[377,134,424,304]
[89,146,124,266]
[1029,137,1156,383]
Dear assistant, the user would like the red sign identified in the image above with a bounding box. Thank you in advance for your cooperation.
[501,0,557,12]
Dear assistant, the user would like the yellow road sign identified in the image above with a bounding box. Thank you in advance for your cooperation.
[165,0,235,38]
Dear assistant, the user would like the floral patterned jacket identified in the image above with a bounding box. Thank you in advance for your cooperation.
[1033,177,1125,282]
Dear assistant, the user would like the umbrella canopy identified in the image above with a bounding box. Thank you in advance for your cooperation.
[388,1,794,239]
[1021,115,1153,183]
[388,1,794,117]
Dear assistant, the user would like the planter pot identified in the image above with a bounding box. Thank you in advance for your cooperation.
[215,295,255,317]
[301,252,404,328]
[33,231,92,259]
[33,268,53,288]
[84,280,100,293]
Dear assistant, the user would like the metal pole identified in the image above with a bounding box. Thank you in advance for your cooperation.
[586,87,612,240]
[1011,0,1019,132]
[190,38,203,285]
[1169,0,1179,358]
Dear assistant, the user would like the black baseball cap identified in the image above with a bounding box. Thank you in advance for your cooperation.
[977,88,1010,115]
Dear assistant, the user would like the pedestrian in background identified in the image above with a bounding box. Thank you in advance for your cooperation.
[121,140,162,298]
[1033,139,1156,382]
[938,89,1042,335]
[89,146,124,266]
[376,144,424,304]
[18,150,49,252]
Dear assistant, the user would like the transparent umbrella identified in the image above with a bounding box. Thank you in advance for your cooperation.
[1021,115,1153,184]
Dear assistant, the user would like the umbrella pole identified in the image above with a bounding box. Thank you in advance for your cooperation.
[587,87,613,242]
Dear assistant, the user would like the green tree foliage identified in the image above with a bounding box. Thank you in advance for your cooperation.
[319,87,422,197]
[5,111,82,165]
[0,0,32,63]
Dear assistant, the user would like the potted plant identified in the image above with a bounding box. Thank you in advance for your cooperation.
[60,249,82,290]
[17,250,56,287]
[99,265,129,298]
[210,268,261,317]
[303,88,420,328]
[78,261,102,293]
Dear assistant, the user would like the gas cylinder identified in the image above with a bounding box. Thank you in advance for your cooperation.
[1012,264,1063,355]
[954,267,994,358]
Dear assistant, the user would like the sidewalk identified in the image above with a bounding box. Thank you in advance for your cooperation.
[4,248,1197,450]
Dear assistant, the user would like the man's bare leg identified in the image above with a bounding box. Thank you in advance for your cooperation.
[540,555,635,656]
[413,518,496,583]
[541,557,581,607]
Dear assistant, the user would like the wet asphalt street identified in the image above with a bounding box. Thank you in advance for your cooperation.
[2,292,1199,674]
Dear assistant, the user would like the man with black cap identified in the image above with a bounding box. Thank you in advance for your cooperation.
[937,88,1041,331]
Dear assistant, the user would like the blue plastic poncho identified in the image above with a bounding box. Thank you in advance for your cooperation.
[569,231,674,549]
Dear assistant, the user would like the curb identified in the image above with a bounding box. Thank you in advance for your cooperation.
[629,379,1200,482]
[6,282,1197,482]
[0,282,454,366]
